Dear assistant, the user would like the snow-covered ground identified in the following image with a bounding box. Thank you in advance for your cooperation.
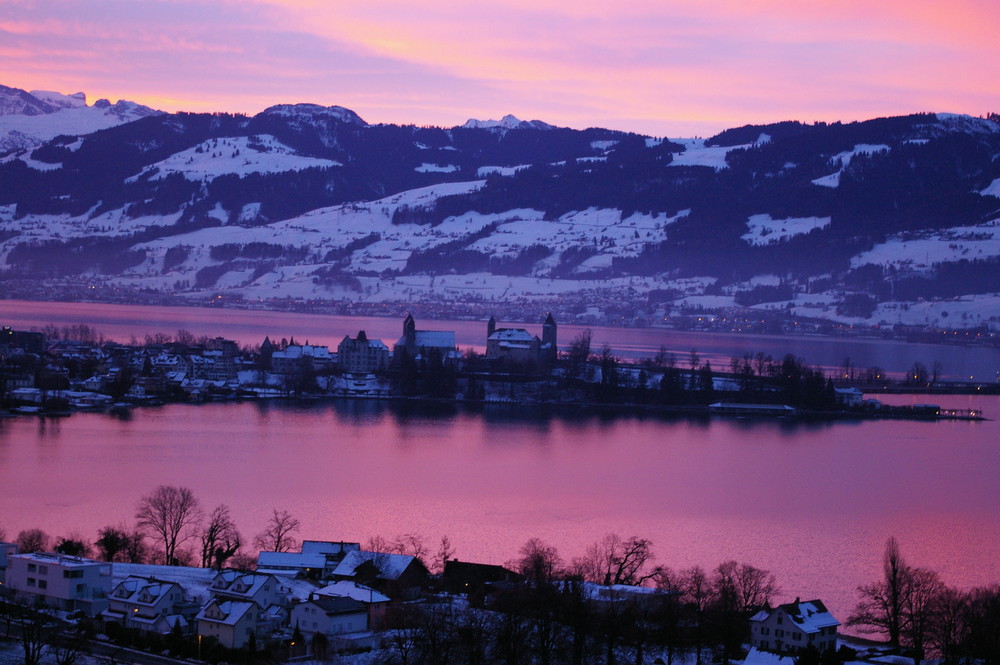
[742,214,831,246]
[811,144,890,188]
[127,135,341,182]
[850,221,1000,270]
[668,138,748,169]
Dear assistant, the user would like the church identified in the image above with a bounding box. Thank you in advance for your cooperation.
[485,313,557,369]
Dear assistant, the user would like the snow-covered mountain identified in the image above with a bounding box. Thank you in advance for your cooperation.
[462,114,556,130]
[0,84,161,154]
[1,87,999,331]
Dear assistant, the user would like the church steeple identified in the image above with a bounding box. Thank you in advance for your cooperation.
[487,315,496,338]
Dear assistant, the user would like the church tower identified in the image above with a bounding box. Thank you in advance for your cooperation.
[487,315,497,338]
[542,312,557,361]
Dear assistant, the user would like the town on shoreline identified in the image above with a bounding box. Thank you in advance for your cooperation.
[0,313,992,421]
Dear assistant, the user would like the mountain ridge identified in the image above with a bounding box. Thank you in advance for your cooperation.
[1,83,999,332]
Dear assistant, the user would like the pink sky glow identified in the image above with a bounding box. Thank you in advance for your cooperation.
[2,0,998,136]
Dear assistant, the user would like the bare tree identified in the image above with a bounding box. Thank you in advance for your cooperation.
[902,567,947,665]
[16,528,50,553]
[253,508,300,552]
[200,504,241,570]
[681,565,713,665]
[135,485,202,565]
[850,536,909,645]
[0,525,7,541]
[432,535,455,575]
[514,538,563,585]
[574,533,658,586]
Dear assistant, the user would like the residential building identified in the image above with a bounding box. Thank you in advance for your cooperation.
[290,596,368,638]
[257,541,360,579]
[337,331,389,373]
[749,598,840,653]
[208,571,283,610]
[315,580,390,629]
[4,552,112,615]
[102,575,195,634]
[331,550,429,600]
[196,599,259,649]
[270,345,332,375]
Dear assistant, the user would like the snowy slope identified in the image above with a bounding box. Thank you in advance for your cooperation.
[128,134,342,182]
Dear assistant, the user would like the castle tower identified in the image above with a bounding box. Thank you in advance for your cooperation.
[487,315,496,338]
[542,312,557,361]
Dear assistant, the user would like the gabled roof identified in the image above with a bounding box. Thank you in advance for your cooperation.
[332,550,421,581]
[489,328,533,342]
[196,600,257,626]
[750,599,839,633]
[316,581,390,604]
[305,596,367,616]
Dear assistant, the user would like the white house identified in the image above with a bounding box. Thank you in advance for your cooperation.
[101,576,193,634]
[315,580,390,629]
[196,599,259,649]
[208,571,283,609]
[749,598,840,653]
[5,552,112,615]
[257,540,360,579]
[337,331,389,373]
[291,596,368,638]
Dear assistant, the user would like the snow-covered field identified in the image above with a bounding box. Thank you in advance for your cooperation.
[851,221,1000,270]
[128,135,341,182]
[742,214,830,246]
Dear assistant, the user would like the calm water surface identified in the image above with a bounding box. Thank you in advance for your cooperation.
[1,397,997,629]
[0,300,998,627]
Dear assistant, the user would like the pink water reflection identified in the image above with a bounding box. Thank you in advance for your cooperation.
[1,397,997,629]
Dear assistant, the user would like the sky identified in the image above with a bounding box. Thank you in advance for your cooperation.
[2,0,999,137]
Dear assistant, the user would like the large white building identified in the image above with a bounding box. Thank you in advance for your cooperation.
[749,598,840,653]
[5,552,112,615]
[337,331,389,373]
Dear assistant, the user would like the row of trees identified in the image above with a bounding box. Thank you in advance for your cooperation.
[849,537,1000,665]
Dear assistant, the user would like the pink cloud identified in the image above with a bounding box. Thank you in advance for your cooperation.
[2,0,997,136]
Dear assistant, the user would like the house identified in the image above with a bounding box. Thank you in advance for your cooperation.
[393,314,460,365]
[290,596,369,639]
[749,598,840,653]
[331,550,429,601]
[315,580,390,629]
[270,345,332,375]
[196,599,260,649]
[101,576,194,634]
[257,541,361,579]
[208,571,283,609]
[834,387,864,408]
[485,313,557,368]
[337,331,389,373]
[442,559,523,598]
[4,552,112,615]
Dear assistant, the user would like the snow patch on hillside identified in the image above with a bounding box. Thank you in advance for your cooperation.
[980,178,1000,198]
[669,139,747,170]
[477,164,530,177]
[742,214,830,246]
[415,163,459,173]
[850,222,1000,271]
[812,144,890,188]
[127,135,341,182]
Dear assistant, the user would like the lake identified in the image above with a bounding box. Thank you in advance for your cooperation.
[0,300,998,631]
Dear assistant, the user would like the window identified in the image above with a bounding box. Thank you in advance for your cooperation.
[28,564,37,573]
[39,565,48,575]
[27,577,36,587]
[38,580,47,590]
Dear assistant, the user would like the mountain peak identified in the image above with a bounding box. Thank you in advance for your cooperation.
[461,114,555,130]
[259,103,367,127]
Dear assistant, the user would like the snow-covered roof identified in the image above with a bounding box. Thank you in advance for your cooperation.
[489,328,533,342]
[744,647,797,665]
[316,580,390,604]
[413,331,456,349]
[751,599,840,633]
[196,600,256,626]
[332,550,418,581]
